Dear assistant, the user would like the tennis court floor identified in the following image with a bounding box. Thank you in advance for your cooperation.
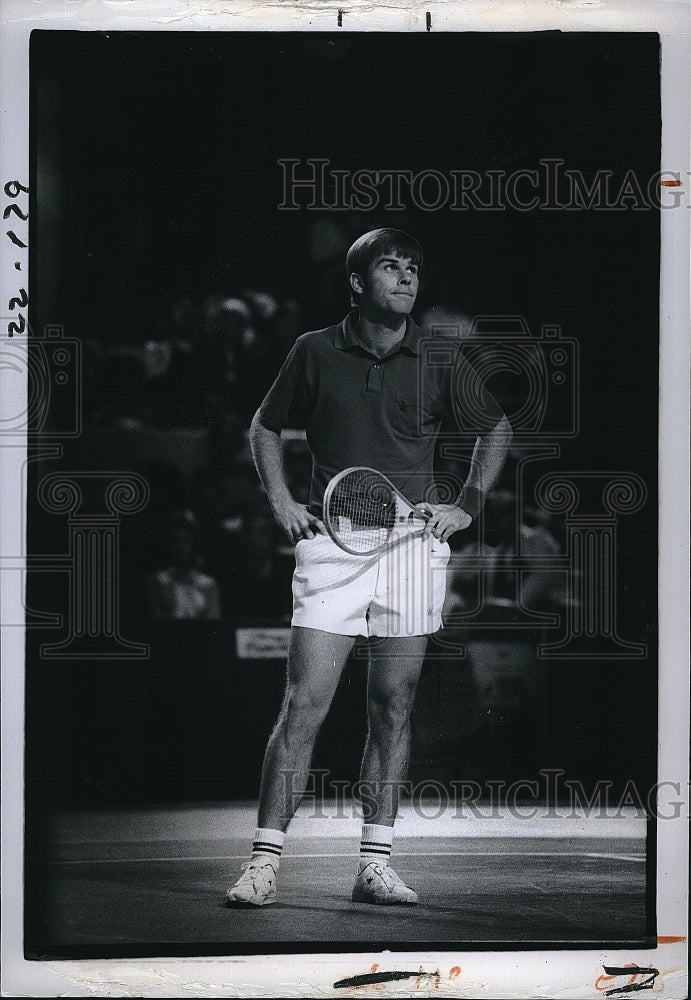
[26,801,649,955]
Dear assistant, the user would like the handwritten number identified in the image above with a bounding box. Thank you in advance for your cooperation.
[3,181,29,338]
[3,203,28,221]
[4,180,29,198]
[7,230,27,248]
[9,288,28,310]
[9,315,26,336]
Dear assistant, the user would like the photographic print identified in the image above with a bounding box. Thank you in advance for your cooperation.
[1,3,688,997]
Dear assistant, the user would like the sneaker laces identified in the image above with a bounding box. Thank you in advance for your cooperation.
[379,864,406,890]
[236,859,275,886]
[363,862,405,891]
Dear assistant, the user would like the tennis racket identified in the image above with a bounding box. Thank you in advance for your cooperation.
[323,466,498,556]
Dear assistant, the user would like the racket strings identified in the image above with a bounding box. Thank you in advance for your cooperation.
[327,470,396,554]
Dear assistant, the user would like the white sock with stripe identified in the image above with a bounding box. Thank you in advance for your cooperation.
[251,827,285,869]
[359,823,394,871]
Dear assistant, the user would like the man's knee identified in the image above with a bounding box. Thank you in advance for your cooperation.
[367,680,418,735]
[280,684,332,739]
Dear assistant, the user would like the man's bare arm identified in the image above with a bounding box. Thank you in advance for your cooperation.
[419,414,513,542]
[249,411,325,543]
[459,413,513,516]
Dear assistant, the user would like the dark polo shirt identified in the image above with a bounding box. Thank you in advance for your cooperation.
[259,311,504,513]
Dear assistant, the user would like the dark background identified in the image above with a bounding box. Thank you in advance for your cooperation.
[26,31,659,809]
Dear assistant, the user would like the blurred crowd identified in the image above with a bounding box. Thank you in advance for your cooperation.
[121,451,302,622]
[77,288,304,622]
[78,288,567,622]
[82,291,305,436]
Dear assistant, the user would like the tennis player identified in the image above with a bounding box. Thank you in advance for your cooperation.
[227,228,512,907]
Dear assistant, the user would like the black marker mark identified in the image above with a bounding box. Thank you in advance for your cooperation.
[4,180,29,197]
[6,230,27,248]
[337,9,343,26]
[426,11,432,30]
[9,288,28,310]
[602,966,660,996]
[334,970,439,989]
[8,315,26,336]
[3,202,28,221]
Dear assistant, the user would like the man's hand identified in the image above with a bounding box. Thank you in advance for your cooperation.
[270,494,326,544]
[416,502,473,543]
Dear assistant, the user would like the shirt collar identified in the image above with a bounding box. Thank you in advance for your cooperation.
[334,310,422,357]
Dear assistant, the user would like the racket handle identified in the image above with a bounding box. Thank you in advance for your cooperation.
[415,509,499,547]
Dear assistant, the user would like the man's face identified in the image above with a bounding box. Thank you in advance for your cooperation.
[352,253,419,315]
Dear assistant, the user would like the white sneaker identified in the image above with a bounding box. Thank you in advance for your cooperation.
[351,861,418,905]
[226,859,278,906]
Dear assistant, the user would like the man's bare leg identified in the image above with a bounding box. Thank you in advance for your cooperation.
[359,634,429,825]
[227,625,355,905]
[350,635,428,905]
[257,625,356,831]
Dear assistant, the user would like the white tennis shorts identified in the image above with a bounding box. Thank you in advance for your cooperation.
[291,527,451,637]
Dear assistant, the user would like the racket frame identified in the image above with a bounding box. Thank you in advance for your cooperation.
[322,466,429,556]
